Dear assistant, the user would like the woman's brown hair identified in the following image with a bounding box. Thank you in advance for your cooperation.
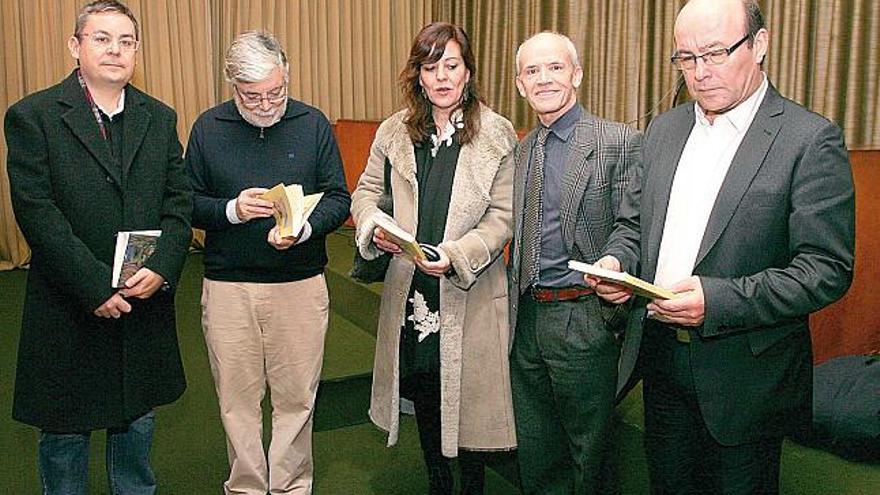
[400,22,481,145]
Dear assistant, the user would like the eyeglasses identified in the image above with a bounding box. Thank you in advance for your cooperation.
[234,85,288,108]
[79,32,139,53]
[670,34,750,71]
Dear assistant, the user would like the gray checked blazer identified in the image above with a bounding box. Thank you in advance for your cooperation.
[508,105,642,342]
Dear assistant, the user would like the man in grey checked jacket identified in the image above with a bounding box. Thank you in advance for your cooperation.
[507,31,642,494]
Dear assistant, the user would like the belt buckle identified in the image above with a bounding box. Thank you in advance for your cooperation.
[675,328,691,344]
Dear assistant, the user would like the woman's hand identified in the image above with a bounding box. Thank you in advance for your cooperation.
[415,247,451,278]
[373,227,402,254]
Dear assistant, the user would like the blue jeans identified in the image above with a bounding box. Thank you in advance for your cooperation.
[38,411,157,495]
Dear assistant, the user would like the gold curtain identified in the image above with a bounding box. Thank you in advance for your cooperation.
[442,0,879,148]
[763,0,880,149]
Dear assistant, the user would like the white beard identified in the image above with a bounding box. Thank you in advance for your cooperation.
[234,96,286,129]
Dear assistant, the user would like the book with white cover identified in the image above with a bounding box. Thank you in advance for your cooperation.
[568,260,675,300]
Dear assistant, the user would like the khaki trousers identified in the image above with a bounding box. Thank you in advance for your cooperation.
[201,275,329,495]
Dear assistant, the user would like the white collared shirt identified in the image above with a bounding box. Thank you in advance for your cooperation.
[653,74,769,289]
[96,89,125,121]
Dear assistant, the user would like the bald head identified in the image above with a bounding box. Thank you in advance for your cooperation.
[515,32,580,75]
[676,0,764,46]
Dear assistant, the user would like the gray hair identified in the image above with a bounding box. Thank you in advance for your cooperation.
[515,31,581,74]
[224,30,290,84]
[743,0,766,46]
[74,0,139,40]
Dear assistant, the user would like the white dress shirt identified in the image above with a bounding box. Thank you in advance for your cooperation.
[653,75,769,289]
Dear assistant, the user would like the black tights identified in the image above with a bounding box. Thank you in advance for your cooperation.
[403,372,485,495]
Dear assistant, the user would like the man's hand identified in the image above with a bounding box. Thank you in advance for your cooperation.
[124,267,166,299]
[235,187,273,222]
[267,225,298,250]
[647,276,704,326]
[94,292,132,319]
[415,247,451,278]
[373,227,402,254]
[589,255,632,304]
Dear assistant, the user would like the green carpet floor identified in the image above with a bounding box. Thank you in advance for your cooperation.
[1,230,878,493]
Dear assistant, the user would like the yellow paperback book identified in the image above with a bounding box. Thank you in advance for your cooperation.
[373,213,428,261]
[260,183,323,237]
[568,260,676,300]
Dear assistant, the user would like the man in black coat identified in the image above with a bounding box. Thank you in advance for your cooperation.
[4,1,191,493]
[592,0,855,493]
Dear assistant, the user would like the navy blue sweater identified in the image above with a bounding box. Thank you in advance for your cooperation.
[186,99,350,282]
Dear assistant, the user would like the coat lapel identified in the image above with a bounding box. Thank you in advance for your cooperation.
[59,73,120,187]
[694,86,784,267]
[559,112,596,252]
[512,130,536,271]
[121,88,151,183]
[647,106,694,273]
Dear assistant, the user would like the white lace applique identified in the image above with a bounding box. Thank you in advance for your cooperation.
[429,108,465,158]
[407,290,440,342]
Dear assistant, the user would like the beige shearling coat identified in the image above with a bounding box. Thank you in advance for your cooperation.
[350,105,517,456]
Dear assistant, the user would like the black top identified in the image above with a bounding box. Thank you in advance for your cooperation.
[186,99,351,282]
[399,133,461,377]
[100,109,124,177]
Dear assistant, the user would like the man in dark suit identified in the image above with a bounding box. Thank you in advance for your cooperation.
[4,1,191,493]
[592,0,855,493]
[508,31,641,494]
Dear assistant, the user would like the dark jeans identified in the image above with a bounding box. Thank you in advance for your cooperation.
[643,330,784,495]
[403,372,486,495]
[510,294,620,495]
[38,410,157,495]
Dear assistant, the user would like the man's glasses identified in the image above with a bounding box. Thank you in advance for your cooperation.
[79,32,139,53]
[670,34,750,71]
[235,85,288,108]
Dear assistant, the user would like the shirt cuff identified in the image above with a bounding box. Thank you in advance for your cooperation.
[226,199,244,224]
[295,221,312,245]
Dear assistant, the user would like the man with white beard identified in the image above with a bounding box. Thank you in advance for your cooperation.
[185,30,350,495]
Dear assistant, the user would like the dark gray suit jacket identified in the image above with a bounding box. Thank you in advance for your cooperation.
[605,85,855,445]
[509,105,642,339]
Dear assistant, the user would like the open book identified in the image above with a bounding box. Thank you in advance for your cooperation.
[373,213,434,261]
[112,230,161,288]
[568,260,676,300]
[260,183,323,238]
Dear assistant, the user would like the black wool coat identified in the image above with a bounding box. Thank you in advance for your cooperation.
[5,71,192,432]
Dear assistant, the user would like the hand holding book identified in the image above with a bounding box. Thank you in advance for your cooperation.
[569,257,676,301]
[260,183,323,238]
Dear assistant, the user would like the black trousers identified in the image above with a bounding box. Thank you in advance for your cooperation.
[402,372,485,495]
[643,325,784,495]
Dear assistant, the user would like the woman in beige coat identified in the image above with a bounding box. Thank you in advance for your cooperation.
[350,22,517,495]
